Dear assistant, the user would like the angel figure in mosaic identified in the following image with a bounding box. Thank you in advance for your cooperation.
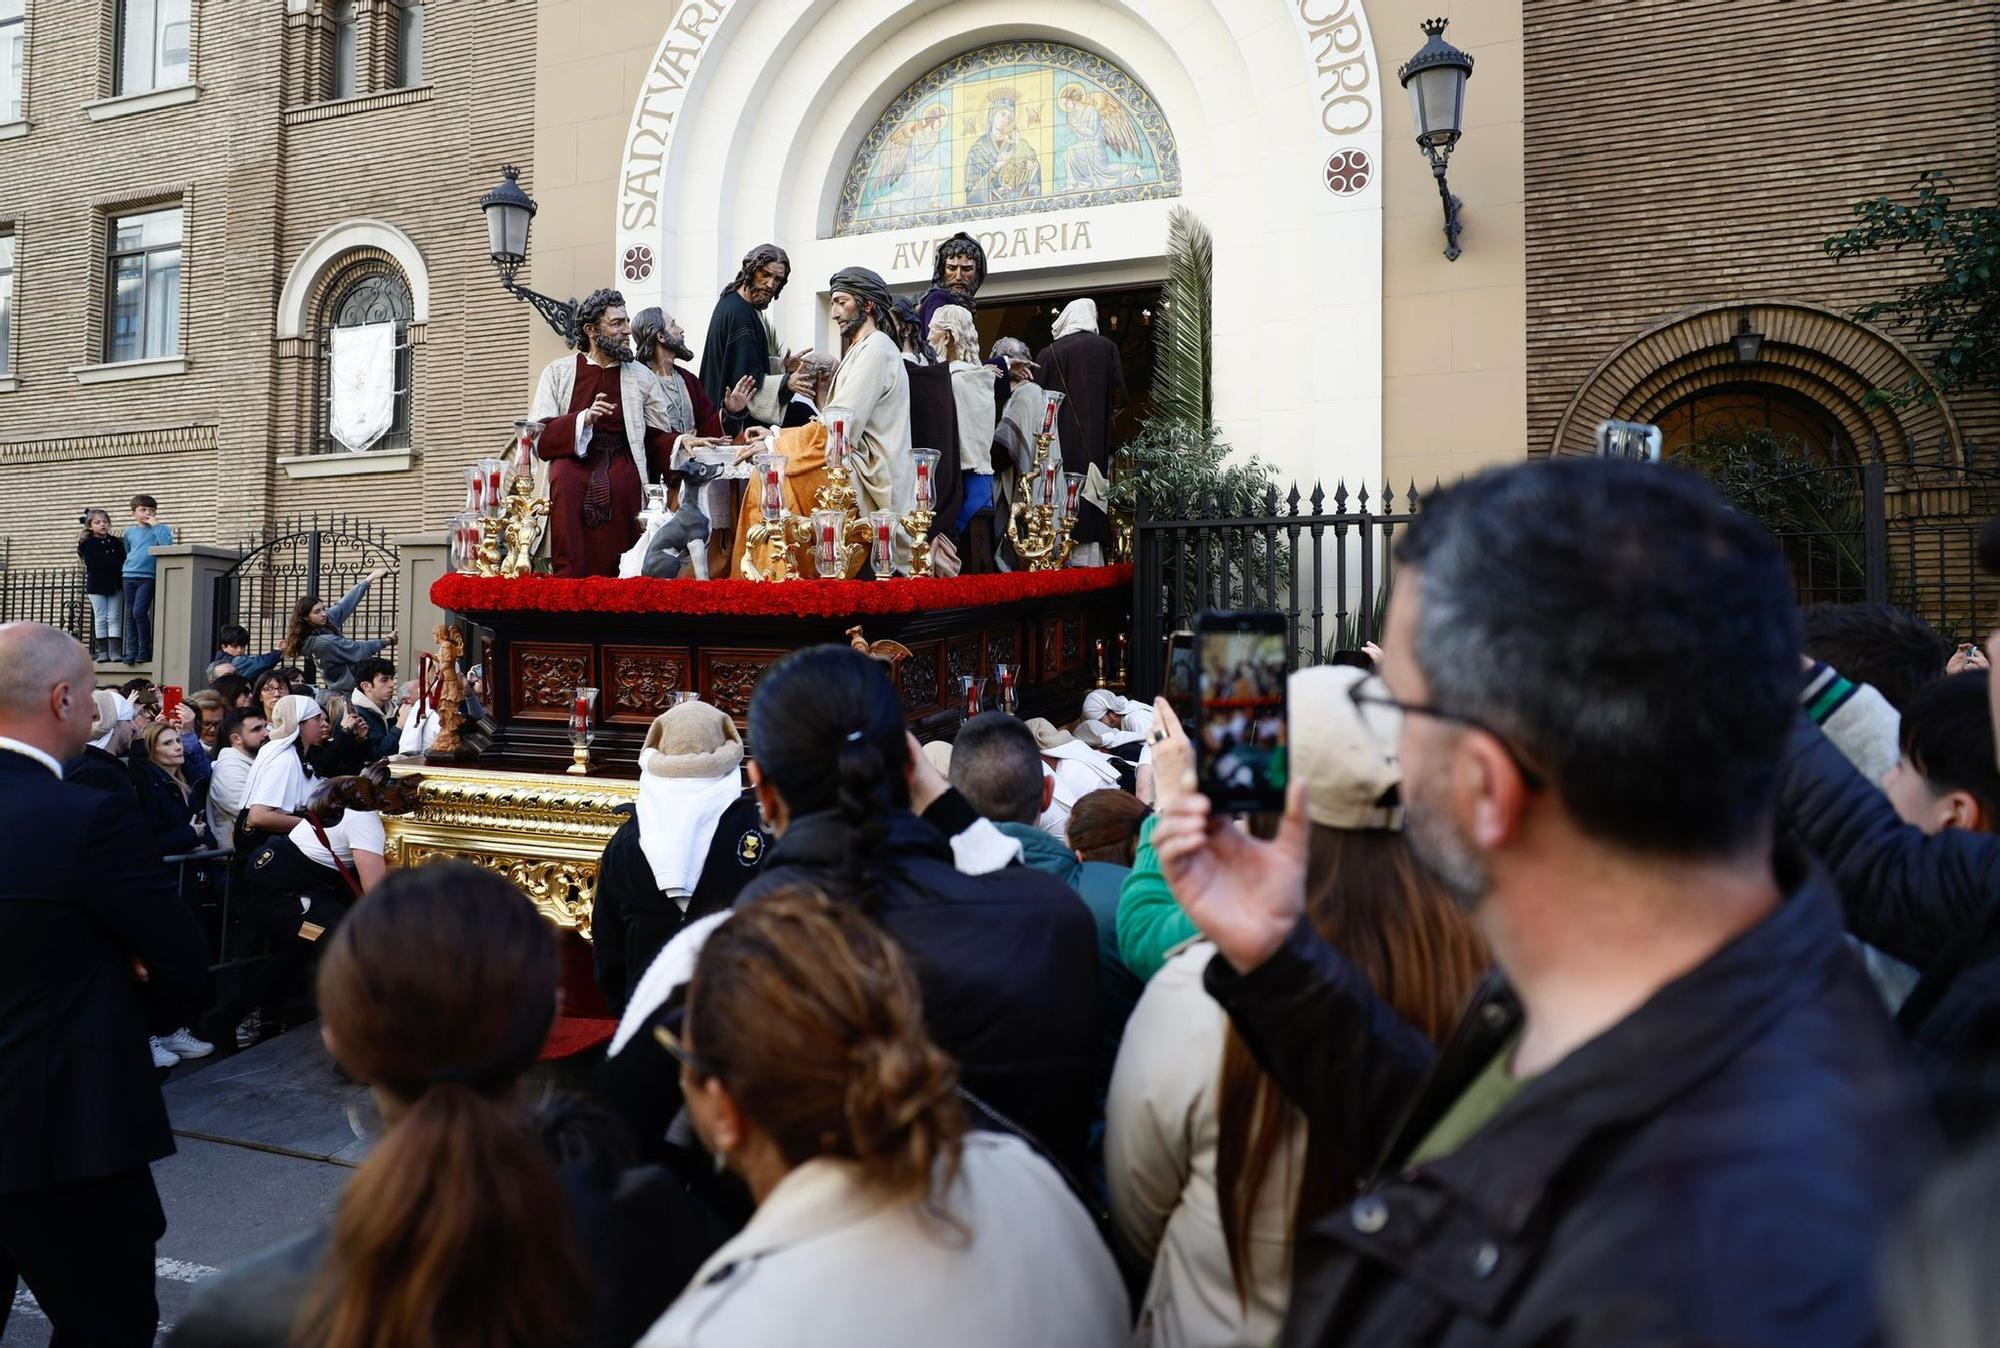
[1059,83,1144,190]
[863,104,948,217]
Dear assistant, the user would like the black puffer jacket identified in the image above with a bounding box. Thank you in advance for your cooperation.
[1206,847,1935,1347]
[1778,714,2000,1144]
[741,809,1103,1184]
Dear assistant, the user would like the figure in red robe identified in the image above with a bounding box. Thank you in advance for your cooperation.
[526,289,681,578]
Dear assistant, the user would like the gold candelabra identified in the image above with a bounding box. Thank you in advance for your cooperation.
[1007,434,1077,572]
[901,508,935,577]
[742,513,812,582]
[477,469,550,579]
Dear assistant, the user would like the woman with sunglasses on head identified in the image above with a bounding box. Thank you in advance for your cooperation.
[641,887,1125,1347]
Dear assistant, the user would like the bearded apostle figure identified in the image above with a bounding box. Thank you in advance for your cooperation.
[699,244,812,430]
[527,289,682,578]
[824,267,915,573]
[917,232,988,334]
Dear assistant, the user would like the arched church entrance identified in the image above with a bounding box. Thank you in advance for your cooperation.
[613,0,1389,488]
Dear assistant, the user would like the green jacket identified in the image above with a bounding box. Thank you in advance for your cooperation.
[1115,813,1198,981]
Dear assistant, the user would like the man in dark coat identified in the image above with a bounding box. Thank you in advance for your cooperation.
[698,243,809,430]
[1154,460,1936,1346]
[1035,297,1125,557]
[0,623,210,1345]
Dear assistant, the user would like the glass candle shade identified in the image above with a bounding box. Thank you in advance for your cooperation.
[1040,390,1066,435]
[960,673,988,718]
[1036,457,1061,508]
[512,419,545,478]
[1062,472,1085,517]
[673,690,702,705]
[464,464,488,517]
[473,458,508,519]
[812,508,846,576]
[912,448,940,511]
[753,452,786,523]
[992,661,1018,714]
[450,514,481,573]
[569,686,600,742]
[826,418,848,475]
[868,510,896,579]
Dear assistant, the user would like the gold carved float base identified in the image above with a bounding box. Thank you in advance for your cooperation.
[384,762,637,940]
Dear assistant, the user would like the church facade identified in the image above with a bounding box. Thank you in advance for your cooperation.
[0,0,1992,572]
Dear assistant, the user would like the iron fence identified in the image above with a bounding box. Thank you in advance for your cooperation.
[1130,482,1419,699]
[213,513,399,680]
[1130,444,2000,699]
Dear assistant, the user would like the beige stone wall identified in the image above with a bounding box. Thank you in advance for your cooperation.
[1523,0,2000,455]
[1374,0,1528,492]
[0,0,536,567]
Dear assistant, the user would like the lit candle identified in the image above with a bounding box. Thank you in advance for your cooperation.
[487,462,504,504]
[912,448,939,511]
[812,508,843,576]
[755,453,785,523]
[1040,458,1060,507]
[1063,472,1084,516]
[1041,395,1059,435]
[570,693,589,733]
[869,510,894,578]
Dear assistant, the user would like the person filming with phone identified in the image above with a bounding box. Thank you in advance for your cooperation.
[1147,459,1934,1345]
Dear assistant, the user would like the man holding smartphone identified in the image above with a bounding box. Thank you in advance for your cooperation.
[1152,459,1933,1344]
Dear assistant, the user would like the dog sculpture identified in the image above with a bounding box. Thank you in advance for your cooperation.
[641,459,726,581]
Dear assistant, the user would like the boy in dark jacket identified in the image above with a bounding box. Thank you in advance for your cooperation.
[207,623,281,685]
[1156,460,1934,1347]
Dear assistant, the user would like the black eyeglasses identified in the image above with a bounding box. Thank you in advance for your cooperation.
[1348,675,1547,792]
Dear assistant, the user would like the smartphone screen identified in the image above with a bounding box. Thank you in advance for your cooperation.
[160,685,184,722]
[1194,612,1288,814]
[1162,630,1196,726]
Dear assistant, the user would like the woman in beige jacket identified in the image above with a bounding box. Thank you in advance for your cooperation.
[1106,665,1489,1347]
[642,886,1127,1348]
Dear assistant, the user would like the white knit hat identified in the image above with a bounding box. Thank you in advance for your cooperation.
[1290,665,1402,831]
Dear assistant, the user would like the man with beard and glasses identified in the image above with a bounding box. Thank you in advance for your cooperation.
[1149,458,1936,1346]
[917,231,988,333]
[528,288,683,577]
[824,267,914,572]
[700,243,812,430]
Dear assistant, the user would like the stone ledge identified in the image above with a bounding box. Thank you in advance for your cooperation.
[0,119,29,141]
[278,447,416,478]
[283,84,435,126]
[71,355,188,384]
[83,83,201,122]
[0,376,17,394]
[0,422,218,465]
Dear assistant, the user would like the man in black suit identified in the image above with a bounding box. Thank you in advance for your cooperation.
[0,622,210,1345]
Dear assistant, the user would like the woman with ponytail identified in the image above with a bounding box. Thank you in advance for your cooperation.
[174,861,708,1348]
[599,644,1101,1193]
[641,887,1125,1347]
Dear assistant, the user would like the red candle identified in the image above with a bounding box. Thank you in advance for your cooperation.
[1042,400,1057,435]
[828,420,847,473]
[818,520,838,571]
[570,694,588,733]
[487,463,503,503]
[915,459,932,505]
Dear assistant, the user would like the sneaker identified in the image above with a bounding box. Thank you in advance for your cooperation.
[234,1012,263,1050]
[159,1027,214,1059]
[150,1037,180,1069]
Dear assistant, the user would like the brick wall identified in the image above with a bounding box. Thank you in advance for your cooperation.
[0,0,537,566]
[1523,0,2000,455]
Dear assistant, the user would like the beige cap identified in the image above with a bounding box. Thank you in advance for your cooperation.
[1290,664,1402,831]
[1023,717,1075,750]
[89,689,133,738]
[640,700,743,779]
[921,739,954,777]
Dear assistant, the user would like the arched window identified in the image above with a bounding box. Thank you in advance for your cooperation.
[1657,384,1850,462]
[316,257,412,455]
[834,41,1181,236]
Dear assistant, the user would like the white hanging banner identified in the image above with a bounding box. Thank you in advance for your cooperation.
[329,321,397,452]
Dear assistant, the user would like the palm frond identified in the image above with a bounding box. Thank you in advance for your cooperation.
[1154,206,1213,427]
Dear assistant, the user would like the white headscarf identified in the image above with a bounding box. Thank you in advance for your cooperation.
[634,704,746,894]
[242,694,324,811]
[1052,298,1100,340]
[88,690,136,751]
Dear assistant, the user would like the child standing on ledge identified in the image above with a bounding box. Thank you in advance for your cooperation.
[122,494,174,665]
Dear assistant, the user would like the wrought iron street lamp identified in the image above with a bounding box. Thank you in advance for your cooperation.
[479,166,578,342]
[1733,311,1765,364]
[1397,18,1475,261]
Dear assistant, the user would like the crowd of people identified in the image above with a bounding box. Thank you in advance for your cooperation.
[13,454,2000,1343]
[528,233,1128,579]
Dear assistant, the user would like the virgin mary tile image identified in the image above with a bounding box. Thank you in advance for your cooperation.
[964,89,1044,206]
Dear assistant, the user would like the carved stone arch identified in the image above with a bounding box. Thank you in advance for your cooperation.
[1548,301,1962,459]
[275,218,430,339]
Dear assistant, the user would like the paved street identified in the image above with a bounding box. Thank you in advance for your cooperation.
[2,1029,364,1346]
